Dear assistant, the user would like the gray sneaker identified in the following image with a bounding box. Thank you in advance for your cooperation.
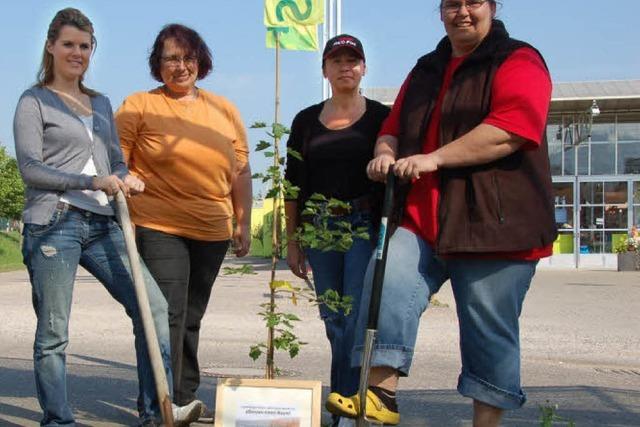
[172,400,203,426]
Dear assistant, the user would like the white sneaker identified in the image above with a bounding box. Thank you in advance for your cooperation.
[172,400,203,426]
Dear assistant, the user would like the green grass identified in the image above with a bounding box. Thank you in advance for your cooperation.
[539,401,576,426]
[0,231,24,272]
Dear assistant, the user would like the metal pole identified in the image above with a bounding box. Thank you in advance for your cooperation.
[320,0,332,101]
[573,118,580,269]
[336,0,342,34]
[329,0,335,38]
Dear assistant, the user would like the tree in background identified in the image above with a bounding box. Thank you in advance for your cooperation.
[0,146,24,221]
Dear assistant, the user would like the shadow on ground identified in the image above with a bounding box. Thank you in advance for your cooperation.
[1,356,639,426]
[0,356,216,426]
[222,256,290,273]
[397,386,640,426]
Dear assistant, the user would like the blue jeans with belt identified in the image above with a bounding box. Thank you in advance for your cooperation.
[305,210,374,396]
[22,204,172,426]
[352,227,537,409]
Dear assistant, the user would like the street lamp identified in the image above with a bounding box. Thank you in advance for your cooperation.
[570,99,602,268]
[586,99,601,141]
[571,99,601,145]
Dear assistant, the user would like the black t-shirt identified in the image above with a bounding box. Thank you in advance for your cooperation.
[285,98,390,204]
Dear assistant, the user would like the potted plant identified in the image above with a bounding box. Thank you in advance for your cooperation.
[614,235,640,271]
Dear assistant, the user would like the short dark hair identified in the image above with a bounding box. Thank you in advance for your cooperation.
[148,23,213,82]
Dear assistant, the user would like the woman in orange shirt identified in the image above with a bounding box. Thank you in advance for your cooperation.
[115,23,251,419]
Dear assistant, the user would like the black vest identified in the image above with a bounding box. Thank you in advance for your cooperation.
[397,20,557,254]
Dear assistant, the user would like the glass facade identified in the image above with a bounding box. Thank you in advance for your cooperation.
[547,114,640,176]
[548,112,640,267]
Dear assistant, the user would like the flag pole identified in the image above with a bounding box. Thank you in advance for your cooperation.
[322,0,329,100]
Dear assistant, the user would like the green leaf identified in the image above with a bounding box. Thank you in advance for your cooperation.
[289,343,300,358]
[264,151,275,157]
[266,315,280,328]
[327,198,349,209]
[272,123,290,139]
[301,207,316,217]
[267,165,281,175]
[255,140,271,151]
[266,188,280,199]
[284,183,300,199]
[287,147,303,161]
[249,345,263,361]
[250,122,267,129]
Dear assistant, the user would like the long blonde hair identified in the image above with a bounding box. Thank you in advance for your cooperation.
[36,8,99,96]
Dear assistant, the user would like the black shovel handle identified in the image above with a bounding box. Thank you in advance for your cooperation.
[367,169,395,330]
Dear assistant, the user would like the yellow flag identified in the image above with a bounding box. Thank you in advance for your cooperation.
[266,24,318,51]
[264,0,323,26]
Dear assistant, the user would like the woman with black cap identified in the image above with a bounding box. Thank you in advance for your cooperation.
[284,34,389,425]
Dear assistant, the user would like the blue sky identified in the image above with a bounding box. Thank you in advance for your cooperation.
[1,1,638,190]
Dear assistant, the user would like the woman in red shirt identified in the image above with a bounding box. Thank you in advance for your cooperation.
[326,2,556,426]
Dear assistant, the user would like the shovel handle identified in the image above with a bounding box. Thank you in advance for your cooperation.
[115,191,174,426]
[356,169,396,426]
[367,169,396,329]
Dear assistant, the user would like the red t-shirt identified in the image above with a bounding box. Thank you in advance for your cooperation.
[380,47,553,260]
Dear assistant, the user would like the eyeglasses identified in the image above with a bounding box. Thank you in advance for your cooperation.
[441,0,488,14]
[161,55,197,68]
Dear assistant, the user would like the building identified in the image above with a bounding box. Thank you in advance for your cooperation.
[365,79,640,268]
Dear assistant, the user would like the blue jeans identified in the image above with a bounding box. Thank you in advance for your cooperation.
[22,204,173,426]
[352,227,537,409]
[305,211,374,396]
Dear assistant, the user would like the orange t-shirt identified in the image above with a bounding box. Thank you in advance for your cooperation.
[115,87,249,241]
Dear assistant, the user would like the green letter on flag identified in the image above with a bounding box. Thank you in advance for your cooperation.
[265,24,318,51]
[264,0,323,26]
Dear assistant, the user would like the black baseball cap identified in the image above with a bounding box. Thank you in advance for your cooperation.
[322,34,365,62]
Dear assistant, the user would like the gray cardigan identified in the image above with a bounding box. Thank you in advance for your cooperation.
[14,86,128,225]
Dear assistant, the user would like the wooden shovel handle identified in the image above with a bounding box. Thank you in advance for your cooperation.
[115,191,174,426]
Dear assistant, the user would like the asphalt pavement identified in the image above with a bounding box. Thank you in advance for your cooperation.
[1,258,639,426]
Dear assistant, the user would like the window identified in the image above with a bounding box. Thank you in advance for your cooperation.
[633,182,640,229]
[579,181,628,253]
[618,121,640,142]
[590,121,615,143]
[591,144,615,175]
[549,141,562,175]
[618,142,640,174]
[552,182,574,254]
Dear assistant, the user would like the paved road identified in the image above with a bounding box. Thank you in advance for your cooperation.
[1,259,639,426]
